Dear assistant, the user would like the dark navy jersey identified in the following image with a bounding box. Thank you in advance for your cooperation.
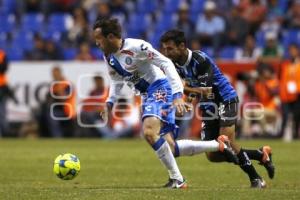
[175,50,238,105]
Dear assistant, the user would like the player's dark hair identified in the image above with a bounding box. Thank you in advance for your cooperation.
[288,43,299,49]
[160,29,186,46]
[93,18,122,38]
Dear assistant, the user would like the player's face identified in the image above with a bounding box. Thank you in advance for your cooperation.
[94,28,114,54]
[161,41,181,62]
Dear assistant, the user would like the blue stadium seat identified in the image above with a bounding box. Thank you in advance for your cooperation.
[255,31,266,47]
[219,46,238,59]
[282,29,300,47]
[0,0,17,14]
[0,14,16,33]
[42,30,62,43]
[63,48,77,60]
[163,0,180,13]
[201,47,214,58]
[127,13,152,38]
[48,13,71,33]
[6,47,24,60]
[0,32,8,49]
[278,0,288,12]
[148,30,164,49]
[91,47,103,60]
[189,12,199,24]
[155,13,175,32]
[12,31,34,50]
[136,0,157,13]
[190,0,205,14]
[21,13,45,32]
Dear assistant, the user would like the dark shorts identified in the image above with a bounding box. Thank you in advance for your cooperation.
[201,98,238,141]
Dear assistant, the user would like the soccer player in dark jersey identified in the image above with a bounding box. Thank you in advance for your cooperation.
[160,30,275,188]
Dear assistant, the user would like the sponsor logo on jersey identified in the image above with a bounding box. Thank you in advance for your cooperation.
[145,105,152,112]
[121,50,134,56]
[125,56,133,65]
[197,73,208,79]
[147,52,154,59]
[153,89,167,102]
[109,58,114,66]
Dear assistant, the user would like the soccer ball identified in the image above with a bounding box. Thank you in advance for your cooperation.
[53,153,80,180]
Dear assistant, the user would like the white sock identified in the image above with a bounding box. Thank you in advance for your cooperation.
[176,140,220,156]
[153,137,183,181]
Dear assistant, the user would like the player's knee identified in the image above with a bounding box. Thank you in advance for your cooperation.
[143,120,159,145]
[220,126,236,141]
[143,127,156,143]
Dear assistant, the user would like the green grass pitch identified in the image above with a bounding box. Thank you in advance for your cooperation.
[0,139,299,200]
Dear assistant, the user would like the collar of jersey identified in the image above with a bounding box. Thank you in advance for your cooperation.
[108,39,125,57]
[119,39,125,51]
[177,48,192,68]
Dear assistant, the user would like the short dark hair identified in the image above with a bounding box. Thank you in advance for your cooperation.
[93,18,122,38]
[288,43,299,49]
[160,29,186,46]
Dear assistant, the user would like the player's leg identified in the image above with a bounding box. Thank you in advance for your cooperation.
[243,146,275,179]
[143,116,185,186]
[142,80,186,188]
[214,125,266,188]
[205,124,275,179]
[208,101,266,188]
[164,132,238,163]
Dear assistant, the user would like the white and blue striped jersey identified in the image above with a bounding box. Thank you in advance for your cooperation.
[104,38,183,105]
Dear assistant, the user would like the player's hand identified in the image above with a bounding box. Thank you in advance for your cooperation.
[99,110,107,121]
[100,103,113,123]
[173,98,187,116]
[193,87,212,96]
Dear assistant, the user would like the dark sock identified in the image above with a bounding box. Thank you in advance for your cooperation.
[237,149,261,180]
[243,149,263,161]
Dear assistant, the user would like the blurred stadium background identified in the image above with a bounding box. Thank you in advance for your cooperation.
[0,0,300,140]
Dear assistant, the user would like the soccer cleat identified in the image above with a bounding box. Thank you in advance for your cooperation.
[217,135,239,164]
[259,146,275,179]
[250,178,267,189]
[163,178,188,189]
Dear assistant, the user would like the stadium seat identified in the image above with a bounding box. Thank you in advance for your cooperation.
[48,13,71,33]
[155,13,175,32]
[0,14,16,33]
[6,47,24,60]
[136,0,157,14]
[63,48,77,60]
[0,32,8,49]
[219,46,238,59]
[201,47,214,58]
[255,31,266,47]
[163,0,180,13]
[148,30,164,49]
[278,0,288,12]
[12,31,34,50]
[41,30,62,43]
[0,0,17,14]
[127,13,152,38]
[282,29,300,48]
[190,0,205,14]
[91,47,103,60]
[21,13,45,32]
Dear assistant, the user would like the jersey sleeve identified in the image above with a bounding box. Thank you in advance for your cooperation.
[192,51,213,87]
[135,41,184,98]
[106,65,125,106]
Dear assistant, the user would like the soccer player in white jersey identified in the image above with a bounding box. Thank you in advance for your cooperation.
[93,18,238,188]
